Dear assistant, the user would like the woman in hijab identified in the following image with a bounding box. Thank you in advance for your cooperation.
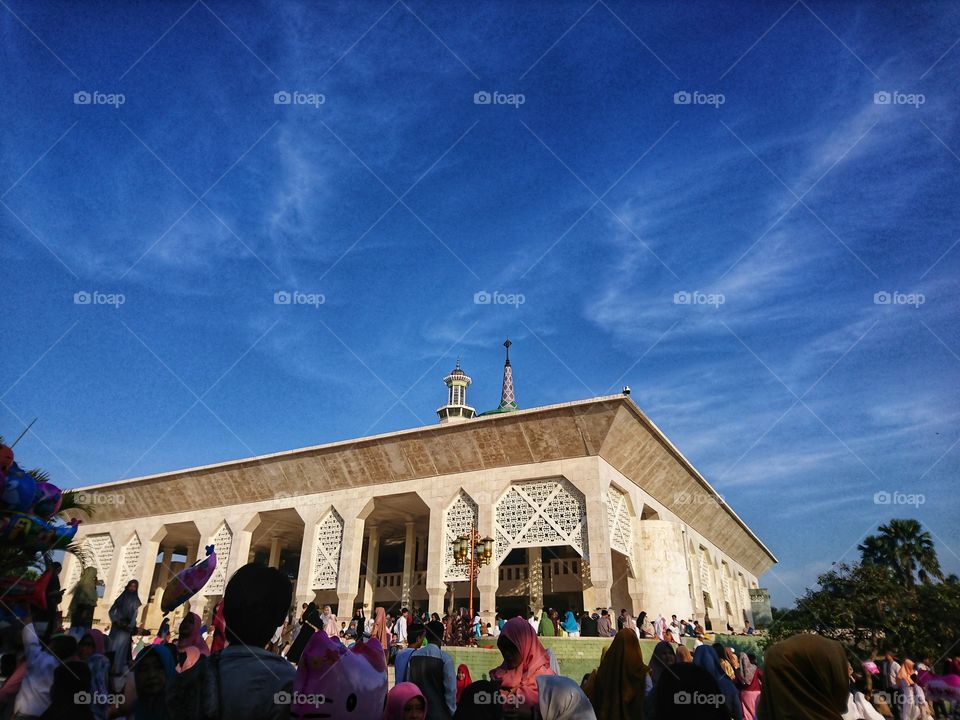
[676,644,693,663]
[714,643,736,681]
[319,605,338,638]
[456,663,473,704]
[757,634,848,720]
[176,612,210,657]
[897,659,928,720]
[737,652,762,720]
[550,609,561,637]
[210,599,227,652]
[287,602,321,664]
[383,682,427,720]
[562,611,580,638]
[490,616,556,713]
[538,610,556,637]
[536,675,597,720]
[371,606,391,660]
[77,631,110,720]
[654,662,733,720]
[132,645,175,720]
[622,613,639,641]
[107,579,142,677]
[694,644,743,720]
[584,629,647,720]
[152,617,170,645]
[69,567,100,634]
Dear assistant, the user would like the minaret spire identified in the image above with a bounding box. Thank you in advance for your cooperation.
[497,338,518,411]
[437,359,476,424]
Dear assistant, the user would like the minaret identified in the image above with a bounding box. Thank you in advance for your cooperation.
[436,358,477,424]
[497,338,519,411]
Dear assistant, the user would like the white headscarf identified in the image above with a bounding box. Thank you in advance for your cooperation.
[536,675,597,720]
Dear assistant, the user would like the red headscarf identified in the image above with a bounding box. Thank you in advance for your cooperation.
[383,682,426,720]
[211,600,226,652]
[177,612,210,656]
[456,663,473,703]
[490,616,555,708]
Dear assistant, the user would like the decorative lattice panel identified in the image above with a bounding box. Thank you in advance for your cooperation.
[312,509,344,589]
[699,551,711,592]
[67,533,115,590]
[607,486,633,557]
[204,523,233,596]
[113,534,142,597]
[443,491,478,582]
[494,479,586,561]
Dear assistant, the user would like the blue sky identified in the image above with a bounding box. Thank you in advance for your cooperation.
[1,1,958,607]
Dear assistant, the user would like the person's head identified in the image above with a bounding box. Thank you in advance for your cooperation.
[134,645,174,697]
[425,620,445,646]
[620,608,626,615]
[676,644,693,663]
[760,634,849,719]
[650,640,677,684]
[457,665,468,680]
[497,633,521,669]
[48,634,77,661]
[341,621,346,628]
[457,680,506,720]
[407,623,425,646]
[223,563,292,647]
[49,661,90,707]
[600,609,608,616]
[180,613,195,636]
[125,580,139,593]
[77,632,97,661]
[384,682,427,720]
[672,615,677,621]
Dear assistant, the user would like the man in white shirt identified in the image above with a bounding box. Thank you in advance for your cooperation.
[395,608,409,646]
[14,615,78,719]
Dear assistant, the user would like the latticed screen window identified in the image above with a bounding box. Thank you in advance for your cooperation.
[699,551,710,589]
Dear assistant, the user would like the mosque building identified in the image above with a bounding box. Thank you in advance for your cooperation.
[61,340,775,632]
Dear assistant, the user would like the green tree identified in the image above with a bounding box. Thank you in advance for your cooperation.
[858,518,943,589]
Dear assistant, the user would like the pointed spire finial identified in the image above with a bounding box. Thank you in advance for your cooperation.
[504,338,511,366]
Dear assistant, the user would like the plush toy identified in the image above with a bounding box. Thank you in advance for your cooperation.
[0,463,38,513]
[0,445,13,483]
[160,545,216,614]
[289,632,388,720]
[918,670,960,703]
[0,568,52,609]
[0,512,79,550]
[32,481,62,518]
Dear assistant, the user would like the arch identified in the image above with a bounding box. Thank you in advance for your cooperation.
[606,484,635,576]
[67,533,115,590]
[494,478,586,562]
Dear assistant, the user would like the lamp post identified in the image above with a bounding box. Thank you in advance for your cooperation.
[450,528,494,643]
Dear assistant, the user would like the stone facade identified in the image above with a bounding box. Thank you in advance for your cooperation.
[60,395,776,632]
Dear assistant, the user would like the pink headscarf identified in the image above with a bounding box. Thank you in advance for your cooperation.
[490,616,555,707]
[383,682,426,720]
[177,612,210,656]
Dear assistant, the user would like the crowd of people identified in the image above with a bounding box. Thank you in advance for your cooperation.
[1,566,958,720]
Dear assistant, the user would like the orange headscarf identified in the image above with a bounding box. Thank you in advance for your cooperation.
[371,607,390,648]
[584,629,647,720]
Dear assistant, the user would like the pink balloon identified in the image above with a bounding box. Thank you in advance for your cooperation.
[290,632,387,720]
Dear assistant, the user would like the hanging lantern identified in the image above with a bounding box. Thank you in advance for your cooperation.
[481,536,494,562]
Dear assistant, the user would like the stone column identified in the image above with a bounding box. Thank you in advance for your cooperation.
[401,520,415,609]
[336,505,367,617]
[362,524,379,613]
[582,492,613,612]
[226,512,261,581]
[294,505,325,610]
[527,546,543,615]
[476,498,498,628]
[137,524,167,632]
[268,537,282,569]
[425,503,447,617]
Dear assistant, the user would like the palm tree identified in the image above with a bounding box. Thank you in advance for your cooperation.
[858,519,943,589]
